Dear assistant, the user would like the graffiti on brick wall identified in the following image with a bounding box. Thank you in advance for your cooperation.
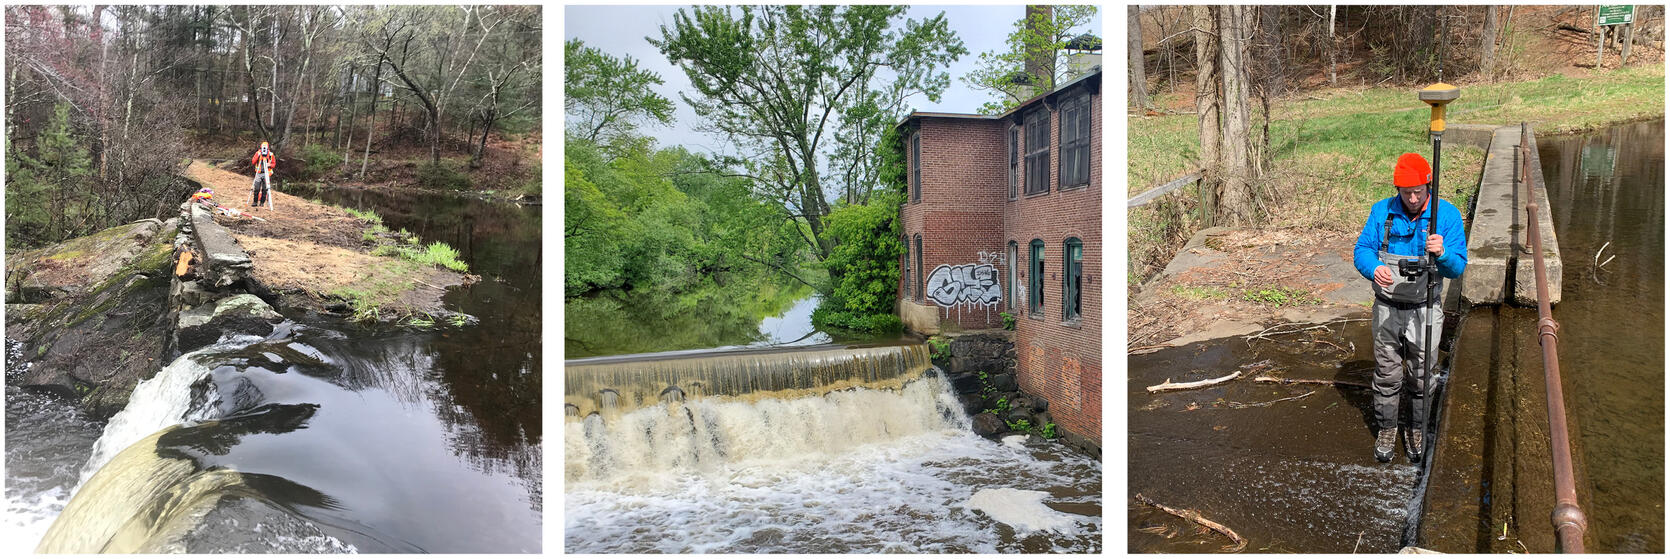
[925,263,1001,308]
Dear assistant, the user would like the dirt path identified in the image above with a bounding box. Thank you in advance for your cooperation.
[184,159,464,321]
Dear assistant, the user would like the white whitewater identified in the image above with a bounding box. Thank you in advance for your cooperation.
[565,374,1102,553]
[78,338,255,484]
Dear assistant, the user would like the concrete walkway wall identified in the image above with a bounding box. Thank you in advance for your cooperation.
[1461,125,1562,306]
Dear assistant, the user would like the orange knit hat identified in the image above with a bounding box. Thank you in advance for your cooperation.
[1393,153,1431,188]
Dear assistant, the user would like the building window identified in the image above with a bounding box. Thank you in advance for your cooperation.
[1029,239,1045,315]
[914,234,924,303]
[1024,109,1049,195]
[1063,237,1083,321]
[902,235,912,300]
[910,131,922,203]
[1059,94,1091,188]
[1006,240,1017,310]
[1007,126,1019,200]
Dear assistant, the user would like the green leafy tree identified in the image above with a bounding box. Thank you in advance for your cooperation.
[651,5,965,261]
[811,127,908,333]
[963,5,1099,114]
[564,39,675,146]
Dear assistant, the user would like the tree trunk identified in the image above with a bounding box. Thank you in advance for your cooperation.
[1328,5,1338,87]
[1128,5,1151,111]
[1480,6,1498,79]
[1192,5,1221,227]
[360,56,382,179]
[1217,5,1258,226]
[1621,20,1634,65]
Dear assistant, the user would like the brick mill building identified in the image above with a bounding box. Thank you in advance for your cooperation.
[896,69,1101,447]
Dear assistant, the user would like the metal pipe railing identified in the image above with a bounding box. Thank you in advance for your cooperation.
[1520,122,1588,553]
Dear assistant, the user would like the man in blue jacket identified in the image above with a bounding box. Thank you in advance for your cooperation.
[1353,152,1467,463]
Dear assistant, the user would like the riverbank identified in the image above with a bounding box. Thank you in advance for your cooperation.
[1129,64,1665,283]
[184,160,473,323]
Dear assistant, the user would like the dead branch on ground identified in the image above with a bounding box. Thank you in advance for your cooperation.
[1133,493,1249,552]
[1147,370,1243,393]
[1226,389,1317,408]
[1253,375,1372,389]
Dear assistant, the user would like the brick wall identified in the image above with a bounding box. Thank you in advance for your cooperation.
[897,74,1102,446]
[899,117,1009,330]
[1006,85,1101,446]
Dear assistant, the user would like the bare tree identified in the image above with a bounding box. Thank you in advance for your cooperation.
[1128,6,1151,111]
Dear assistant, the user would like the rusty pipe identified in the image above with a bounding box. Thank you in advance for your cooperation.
[1521,122,1587,553]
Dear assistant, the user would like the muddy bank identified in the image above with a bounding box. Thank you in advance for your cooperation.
[1129,227,1373,352]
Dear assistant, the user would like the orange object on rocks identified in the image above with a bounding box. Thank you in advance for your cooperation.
[175,251,194,277]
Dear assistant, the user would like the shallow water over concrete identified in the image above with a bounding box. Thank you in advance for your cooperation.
[1128,319,1423,552]
[1424,119,1664,553]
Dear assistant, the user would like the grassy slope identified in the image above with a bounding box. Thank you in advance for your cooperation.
[1128,64,1665,280]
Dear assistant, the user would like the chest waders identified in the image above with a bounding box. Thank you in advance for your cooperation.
[1370,202,1443,465]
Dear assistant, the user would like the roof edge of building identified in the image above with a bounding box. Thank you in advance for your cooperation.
[896,68,1102,130]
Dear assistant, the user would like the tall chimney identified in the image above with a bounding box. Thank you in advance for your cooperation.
[1023,4,1053,87]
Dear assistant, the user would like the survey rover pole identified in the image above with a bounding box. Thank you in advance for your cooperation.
[1416,83,1459,445]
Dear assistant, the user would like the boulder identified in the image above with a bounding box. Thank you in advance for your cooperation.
[1001,407,1032,426]
[175,294,284,353]
[957,393,986,416]
[1016,394,1049,413]
[991,373,1018,392]
[971,413,1004,437]
[10,220,178,418]
[947,372,984,394]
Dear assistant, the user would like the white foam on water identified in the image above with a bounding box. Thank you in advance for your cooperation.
[4,483,74,554]
[964,487,1079,533]
[79,337,259,484]
[1001,434,1029,449]
[565,377,1100,553]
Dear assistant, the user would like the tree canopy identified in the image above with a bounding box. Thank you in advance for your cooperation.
[650,5,965,260]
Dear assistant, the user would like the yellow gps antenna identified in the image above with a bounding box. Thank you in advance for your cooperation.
[1418,83,1460,136]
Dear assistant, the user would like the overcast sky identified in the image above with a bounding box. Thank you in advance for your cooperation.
[564,5,1103,154]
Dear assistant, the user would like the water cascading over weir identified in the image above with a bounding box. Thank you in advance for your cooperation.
[564,344,962,481]
[564,344,935,416]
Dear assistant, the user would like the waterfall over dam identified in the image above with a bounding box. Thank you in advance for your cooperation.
[563,343,935,417]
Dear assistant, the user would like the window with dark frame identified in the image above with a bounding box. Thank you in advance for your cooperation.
[1064,237,1083,321]
[910,131,922,202]
[1029,239,1045,315]
[1024,110,1049,195]
[1059,94,1091,188]
[1007,126,1019,199]
[1006,241,1017,310]
[903,235,912,300]
[914,234,924,303]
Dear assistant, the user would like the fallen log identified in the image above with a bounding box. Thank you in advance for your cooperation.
[1147,370,1242,393]
[1253,375,1372,389]
[1133,493,1248,552]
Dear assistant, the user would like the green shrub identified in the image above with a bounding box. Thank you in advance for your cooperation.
[299,143,344,180]
[927,336,950,361]
[809,307,903,333]
[417,161,472,190]
[1000,311,1016,330]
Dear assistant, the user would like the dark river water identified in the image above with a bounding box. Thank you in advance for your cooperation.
[5,186,541,552]
[1538,119,1665,554]
[1129,119,1665,553]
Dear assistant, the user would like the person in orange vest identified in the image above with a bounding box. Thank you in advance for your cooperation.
[251,141,276,209]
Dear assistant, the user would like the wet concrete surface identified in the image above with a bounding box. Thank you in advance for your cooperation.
[1128,316,1426,553]
[1423,119,1664,553]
